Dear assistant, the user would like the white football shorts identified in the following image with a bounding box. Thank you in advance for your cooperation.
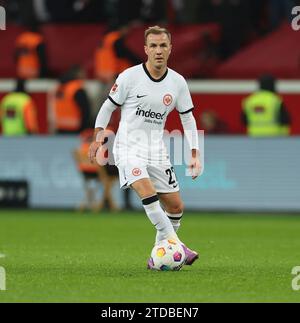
[117,162,180,193]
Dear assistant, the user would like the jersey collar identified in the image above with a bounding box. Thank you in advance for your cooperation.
[143,63,168,82]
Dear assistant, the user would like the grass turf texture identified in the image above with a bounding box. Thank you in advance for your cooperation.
[0,209,300,303]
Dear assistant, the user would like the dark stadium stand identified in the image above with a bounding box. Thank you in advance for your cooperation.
[215,22,300,79]
[0,24,22,78]
[0,23,220,79]
[125,23,220,78]
[1,22,299,135]
[42,24,106,78]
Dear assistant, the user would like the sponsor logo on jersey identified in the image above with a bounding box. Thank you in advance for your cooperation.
[110,83,118,94]
[136,107,166,120]
[163,94,173,106]
[132,168,142,176]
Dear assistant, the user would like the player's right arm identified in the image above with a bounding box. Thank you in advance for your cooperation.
[89,71,129,162]
[88,98,118,163]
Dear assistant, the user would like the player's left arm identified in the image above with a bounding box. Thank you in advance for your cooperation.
[179,111,201,180]
[177,77,201,179]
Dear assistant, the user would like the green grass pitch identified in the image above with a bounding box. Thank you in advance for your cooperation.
[0,209,300,303]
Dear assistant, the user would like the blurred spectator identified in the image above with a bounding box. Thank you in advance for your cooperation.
[73,129,101,212]
[105,109,134,210]
[166,0,186,24]
[0,79,38,136]
[241,75,291,137]
[51,65,91,134]
[104,0,142,26]
[2,0,34,24]
[41,0,78,22]
[98,103,134,210]
[9,0,296,33]
[44,0,105,23]
[217,0,252,59]
[95,24,140,84]
[198,0,258,59]
[94,23,141,102]
[175,0,216,24]
[15,21,48,79]
[140,0,167,23]
[73,128,119,212]
[246,0,269,37]
[32,0,51,23]
[199,109,228,134]
[198,31,220,78]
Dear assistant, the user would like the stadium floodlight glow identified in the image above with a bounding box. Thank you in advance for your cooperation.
[0,6,6,31]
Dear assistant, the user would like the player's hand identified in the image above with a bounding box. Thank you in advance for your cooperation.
[88,141,102,163]
[189,156,201,180]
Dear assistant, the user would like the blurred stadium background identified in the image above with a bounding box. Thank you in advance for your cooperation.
[1,0,300,303]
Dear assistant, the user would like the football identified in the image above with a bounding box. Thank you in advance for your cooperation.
[149,239,186,271]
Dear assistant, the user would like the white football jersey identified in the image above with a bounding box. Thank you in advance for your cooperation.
[108,63,194,165]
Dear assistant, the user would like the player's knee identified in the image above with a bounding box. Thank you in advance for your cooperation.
[168,202,184,214]
[131,178,156,199]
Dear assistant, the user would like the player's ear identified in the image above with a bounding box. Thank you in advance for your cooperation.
[144,45,148,56]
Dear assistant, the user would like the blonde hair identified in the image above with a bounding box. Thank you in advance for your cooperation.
[144,26,171,44]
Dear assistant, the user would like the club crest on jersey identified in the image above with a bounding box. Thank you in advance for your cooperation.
[163,94,173,106]
[110,83,118,94]
[132,168,142,176]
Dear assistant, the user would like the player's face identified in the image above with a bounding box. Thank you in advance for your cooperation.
[144,33,172,70]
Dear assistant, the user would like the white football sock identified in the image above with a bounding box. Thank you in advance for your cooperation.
[165,211,183,233]
[142,195,178,244]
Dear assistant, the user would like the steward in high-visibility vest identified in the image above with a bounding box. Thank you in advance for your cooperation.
[73,128,118,177]
[94,25,140,83]
[242,75,291,137]
[15,24,48,79]
[76,145,99,177]
[53,66,91,134]
[0,79,38,136]
[73,129,119,212]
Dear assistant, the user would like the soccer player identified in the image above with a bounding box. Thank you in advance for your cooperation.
[89,26,201,268]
